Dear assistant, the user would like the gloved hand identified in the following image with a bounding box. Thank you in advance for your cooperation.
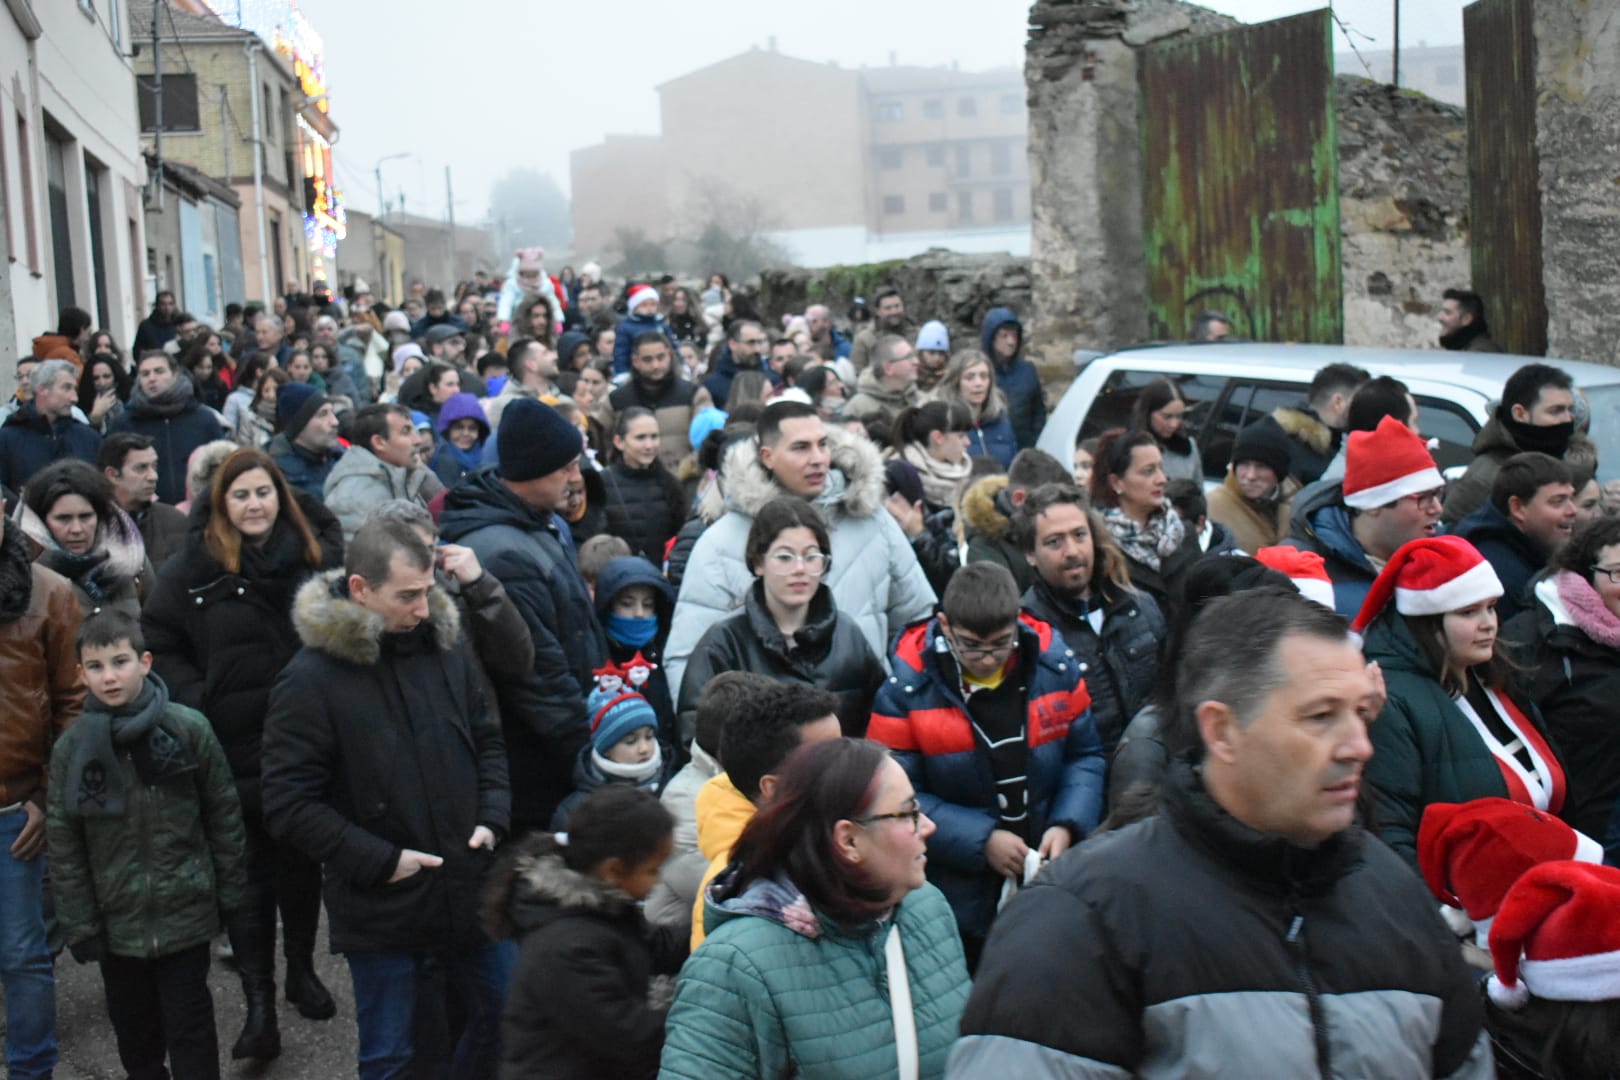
[69,935,107,964]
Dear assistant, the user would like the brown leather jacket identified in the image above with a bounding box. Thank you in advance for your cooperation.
[0,522,84,808]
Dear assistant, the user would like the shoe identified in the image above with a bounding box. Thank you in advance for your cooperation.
[284,955,337,1021]
[233,980,283,1061]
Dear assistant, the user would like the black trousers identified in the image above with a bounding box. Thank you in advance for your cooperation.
[239,781,322,961]
[100,942,220,1080]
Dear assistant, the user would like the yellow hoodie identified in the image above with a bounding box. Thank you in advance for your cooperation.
[689,772,755,951]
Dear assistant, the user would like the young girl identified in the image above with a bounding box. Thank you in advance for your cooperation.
[891,400,974,512]
[551,680,671,830]
[485,786,687,1080]
[430,391,490,487]
[594,556,678,745]
[602,407,686,564]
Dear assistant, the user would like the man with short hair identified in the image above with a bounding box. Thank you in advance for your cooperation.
[252,314,291,366]
[665,400,936,693]
[1455,452,1576,622]
[842,334,920,437]
[133,291,181,355]
[1285,416,1444,617]
[1206,421,1298,553]
[702,319,771,408]
[567,281,606,331]
[422,324,467,368]
[313,314,367,403]
[1190,310,1232,341]
[98,434,187,569]
[438,400,609,832]
[262,519,510,1077]
[849,287,913,374]
[952,587,1492,1078]
[0,359,101,491]
[980,306,1046,451]
[482,337,557,432]
[608,332,707,472]
[32,307,91,365]
[266,383,343,499]
[804,303,851,365]
[323,404,444,543]
[1438,287,1501,353]
[1250,361,1368,487]
[411,289,465,337]
[963,448,1073,592]
[1443,362,1577,526]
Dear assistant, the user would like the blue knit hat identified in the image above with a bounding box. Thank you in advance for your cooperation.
[688,406,728,452]
[589,690,658,754]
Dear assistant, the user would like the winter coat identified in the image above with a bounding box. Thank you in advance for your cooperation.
[849,320,915,375]
[980,308,1045,450]
[234,404,275,450]
[0,521,85,809]
[1248,403,1339,487]
[869,614,1106,938]
[909,507,962,600]
[266,432,342,500]
[110,396,225,505]
[47,695,248,959]
[438,468,607,831]
[550,742,671,832]
[663,424,936,695]
[0,403,102,492]
[701,343,772,409]
[688,773,754,951]
[601,459,686,564]
[960,474,1034,593]
[951,758,1493,1080]
[964,410,1017,469]
[322,444,444,544]
[643,744,721,932]
[1205,470,1294,554]
[677,581,885,744]
[592,557,677,746]
[497,846,686,1080]
[608,374,706,473]
[1442,411,1523,527]
[1501,577,1620,862]
[21,505,152,620]
[1362,610,1564,870]
[1282,482,1378,618]
[132,501,189,575]
[1155,435,1203,483]
[1022,578,1165,755]
[611,312,680,377]
[261,570,510,954]
[662,874,969,1080]
[1454,500,1547,624]
[1110,520,1201,617]
[842,368,921,436]
[132,316,179,355]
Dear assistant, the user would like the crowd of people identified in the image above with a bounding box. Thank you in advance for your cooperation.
[2,262,1619,1079]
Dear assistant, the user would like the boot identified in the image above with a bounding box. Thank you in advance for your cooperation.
[228,914,282,1060]
[284,946,337,1020]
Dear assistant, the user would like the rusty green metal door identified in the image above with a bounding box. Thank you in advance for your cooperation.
[1139,10,1341,343]
[1464,0,1546,356]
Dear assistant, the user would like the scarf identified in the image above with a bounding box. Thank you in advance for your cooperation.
[900,443,971,510]
[238,520,313,614]
[128,372,198,418]
[1439,321,1491,351]
[1102,506,1185,572]
[63,674,196,818]
[24,504,147,604]
[1555,569,1620,650]
[590,742,663,785]
[438,440,485,475]
[1499,411,1574,460]
[253,395,278,423]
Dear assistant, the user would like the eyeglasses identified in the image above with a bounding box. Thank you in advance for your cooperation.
[766,549,828,574]
[856,808,924,834]
[1394,487,1445,509]
[1592,566,1620,583]
[948,633,1017,661]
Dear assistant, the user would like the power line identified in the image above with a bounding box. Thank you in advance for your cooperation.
[159,0,197,76]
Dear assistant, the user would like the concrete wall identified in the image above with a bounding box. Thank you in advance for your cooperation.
[1536,0,1620,366]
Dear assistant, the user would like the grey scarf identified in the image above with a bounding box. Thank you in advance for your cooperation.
[64,674,195,818]
[128,372,197,418]
[1102,506,1186,573]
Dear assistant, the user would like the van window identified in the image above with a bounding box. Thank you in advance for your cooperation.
[1414,397,1482,474]
[1079,370,1224,446]
[1202,380,1310,477]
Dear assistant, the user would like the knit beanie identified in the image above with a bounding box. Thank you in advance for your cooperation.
[1351,534,1503,634]
[1343,415,1442,510]
[1230,422,1293,482]
[392,343,425,372]
[517,247,545,274]
[382,311,412,334]
[497,398,582,482]
[1488,860,1620,1009]
[916,320,950,352]
[588,691,658,754]
[277,382,328,440]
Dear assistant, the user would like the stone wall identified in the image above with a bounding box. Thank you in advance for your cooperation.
[1536,0,1620,366]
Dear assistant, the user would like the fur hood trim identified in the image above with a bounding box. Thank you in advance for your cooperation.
[1271,406,1333,456]
[514,850,634,915]
[14,501,146,588]
[720,421,884,519]
[961,474,1012,538]
[291,567,460,665]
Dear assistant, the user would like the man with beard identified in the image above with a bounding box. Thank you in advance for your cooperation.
[609,333,707,473]
[849,287,914,375]
[702,320,771,409]
[804,304,851,366]
[98,434,187,569]
[266,384,344,499]
[1454,452,1577,622]
[110,353,225,505]
[1437,288,1501,354]
[1443,363,1576,526]
[843,335,920,443]
[132,291,181,355]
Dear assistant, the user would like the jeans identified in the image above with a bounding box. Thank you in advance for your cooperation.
[101,943,220,1080]
[0,807,56,1079]
[346,941,513,1080]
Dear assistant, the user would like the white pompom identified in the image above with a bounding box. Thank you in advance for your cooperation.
[1487,974,1531,1010]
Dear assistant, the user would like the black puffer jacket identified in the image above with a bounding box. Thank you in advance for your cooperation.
[676,581,885,742]
[600,460,686,564]
[1113,527,1201,618]
[1022,578,1165,754]
[141,504,341,811]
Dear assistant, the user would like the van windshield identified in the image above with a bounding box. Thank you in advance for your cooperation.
[1581,384,1620,483]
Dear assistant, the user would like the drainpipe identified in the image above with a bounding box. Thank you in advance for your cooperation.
[246,37,270,304]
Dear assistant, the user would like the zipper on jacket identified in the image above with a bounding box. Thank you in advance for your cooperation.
[1284,912,1332,1080]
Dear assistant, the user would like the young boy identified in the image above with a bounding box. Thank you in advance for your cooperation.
[611,285,680,376]
[576,534,631,602]
[47,610,247,1080]
[593,555,677,746]
[550,685,670,830]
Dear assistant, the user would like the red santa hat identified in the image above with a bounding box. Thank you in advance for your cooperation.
[1418,799,1603,939]
[1254,546,1334,609]
[1488,861,1620,1009]
[627,285,660,313]
[1350,535,1503,634]
[1342,415,1443,510]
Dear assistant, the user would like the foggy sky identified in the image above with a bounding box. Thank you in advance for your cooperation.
[300,0,1468,230]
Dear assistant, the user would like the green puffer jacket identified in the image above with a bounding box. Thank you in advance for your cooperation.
[46,699,248,958]
[659,875,969,1080]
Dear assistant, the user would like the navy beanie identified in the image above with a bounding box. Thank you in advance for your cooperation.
[277,382,328,440]
[497,398,582,482]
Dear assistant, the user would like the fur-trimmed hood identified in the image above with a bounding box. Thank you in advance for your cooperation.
[291,567,461,665]
[490,841,637,940]
[720,421,884,520]
[14,500,146,592]
[1271,405,1334,456]
[961,474,1012,539]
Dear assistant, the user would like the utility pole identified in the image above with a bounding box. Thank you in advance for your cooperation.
[445,164,455,283]
[151,4,163,211]
[1392,0,1401,90]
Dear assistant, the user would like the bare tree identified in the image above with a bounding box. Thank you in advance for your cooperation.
[680,176,793,280]
[608,227,670,279]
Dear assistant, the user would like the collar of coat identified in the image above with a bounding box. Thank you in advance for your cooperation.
[1270,405,1334,456]
[720,421,884,519]
[291,567,460,665]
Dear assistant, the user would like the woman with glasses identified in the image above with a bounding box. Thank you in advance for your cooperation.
[677,496,884,743]
[870,562,1105,970]
[661,737,970,1080]
[1354,535,1567,874]
[1127,376,1202,483]
[1501,515,1620,863]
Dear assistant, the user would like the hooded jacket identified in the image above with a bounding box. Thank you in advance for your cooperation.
[323,444,444,544]
[592,557,676,740]
[961,474,1034,593]
[687,772,755,951]
[32,333,82,365]
[0,403,102,492]
[1282,482,1379,618]
[979,308,1045,450]
[951,759,1493,1080]
[1453,499,1547,624]
[842,367,921,433]
[964,408,1017,470]
[429,392,491,490]
[610,311,680,377]
[494,844,686,1080]
[701,341,776,409]
[261,570,510,954]
[663,423,936,694]
[438,468,607,831]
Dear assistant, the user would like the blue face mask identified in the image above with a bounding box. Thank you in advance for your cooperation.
[607,613,658,648]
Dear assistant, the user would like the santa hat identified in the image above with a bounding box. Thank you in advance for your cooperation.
[1488,861,1620,1009]
[1254,546,1334,609]
[1342,415,1443,510]
[1350,535,1502,634]
[1419,799,1603,940]
[627,285,660,313]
